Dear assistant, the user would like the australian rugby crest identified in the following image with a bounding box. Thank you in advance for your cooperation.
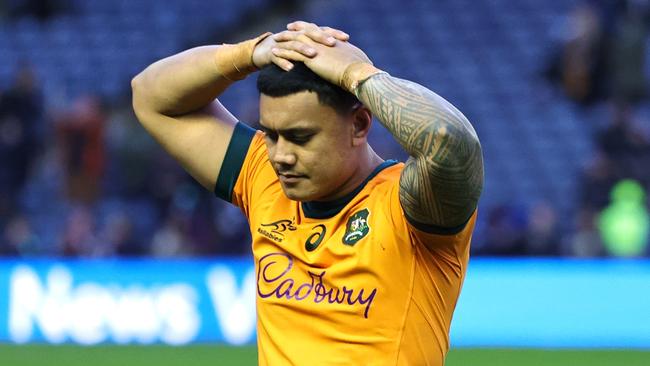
[343,208,370,245]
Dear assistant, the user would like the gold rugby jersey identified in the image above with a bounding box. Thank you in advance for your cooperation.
[215,123,477,366]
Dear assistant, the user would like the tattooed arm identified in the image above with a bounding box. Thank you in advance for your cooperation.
[355,73,484,230]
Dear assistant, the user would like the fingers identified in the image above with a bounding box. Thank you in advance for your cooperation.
[287,20,314,31]
[270,47,311,71]
[268,21,350,72]
[272,48,308,64]
[271,36,317,55]
[273,30,323,46]
[286,21,349,43]
[305,27,340,46]
[320,26,350,41]
[269,40,312,71]
[270,54,295,72]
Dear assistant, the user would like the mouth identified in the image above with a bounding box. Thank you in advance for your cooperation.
[278,173,307,184]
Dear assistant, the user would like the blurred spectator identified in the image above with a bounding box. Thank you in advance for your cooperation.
[151,210,195,257]
[0,62,43,217]
[579,152,619,211]
[545,0,649,107]
[480,202,563,256]
[1,215,40,256]
[480,204,529,256]
[597,179,649,256]
[55,96,106,204]
[104,106,158,197]
[608,0,649,105]
[213,200,252,255]
[188,192,220,255]
[596,103,650,184]
[568,208,607,257]
[145,152,189,215]
[100,210,142,256]
[525,201,561,256]
[59,206,100,257]
[545,2,608,105]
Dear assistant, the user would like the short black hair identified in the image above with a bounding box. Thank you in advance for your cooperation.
[256,62,360,114]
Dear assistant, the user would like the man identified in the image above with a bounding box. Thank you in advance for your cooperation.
[132,21,483,366]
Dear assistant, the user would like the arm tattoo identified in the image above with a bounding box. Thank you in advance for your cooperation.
[356,73,484,228]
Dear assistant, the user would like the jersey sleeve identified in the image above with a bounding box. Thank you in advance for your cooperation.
[383,176,477,263]
[214,122,276,219]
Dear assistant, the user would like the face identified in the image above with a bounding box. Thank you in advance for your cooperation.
[259,91,361,202]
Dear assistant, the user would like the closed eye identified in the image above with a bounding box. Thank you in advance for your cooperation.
[260,125,317,146]
[286,134,314,145]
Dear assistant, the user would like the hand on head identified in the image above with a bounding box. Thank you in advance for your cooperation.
[252,21,349,71]
[253,21,373,90]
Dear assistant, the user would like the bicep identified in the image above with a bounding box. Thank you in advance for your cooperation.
[133,98,238,190]
[398,135,484,231]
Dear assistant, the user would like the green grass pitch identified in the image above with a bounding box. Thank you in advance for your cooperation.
[0,345,648,365]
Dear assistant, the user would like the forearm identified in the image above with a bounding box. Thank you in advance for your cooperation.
[131,33,269,117]
[355,73,477,160]
[132,46,234,116]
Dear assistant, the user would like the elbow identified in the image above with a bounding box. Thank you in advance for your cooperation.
[130,74,140,96]
[131,72,145,105]
[130,73,149,122]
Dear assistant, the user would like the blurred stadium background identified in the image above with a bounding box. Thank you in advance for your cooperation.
[0,0,649,365]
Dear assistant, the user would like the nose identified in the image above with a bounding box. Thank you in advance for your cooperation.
[270,138,297,166]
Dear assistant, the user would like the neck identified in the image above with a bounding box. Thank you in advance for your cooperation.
[301,147,395,219]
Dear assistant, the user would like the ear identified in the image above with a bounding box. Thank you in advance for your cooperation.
[350,105,372,147]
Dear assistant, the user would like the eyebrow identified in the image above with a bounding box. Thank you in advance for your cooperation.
[259,123,320,136]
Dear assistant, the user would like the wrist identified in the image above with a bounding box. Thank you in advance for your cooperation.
[340,62,385,95]
[215,32,272,81]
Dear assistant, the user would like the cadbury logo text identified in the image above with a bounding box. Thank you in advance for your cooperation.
[257,252,377,318]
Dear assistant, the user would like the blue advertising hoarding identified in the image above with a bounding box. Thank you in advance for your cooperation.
[0,258,256,345]
[450,259,650,348]
[0,258,648,348]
